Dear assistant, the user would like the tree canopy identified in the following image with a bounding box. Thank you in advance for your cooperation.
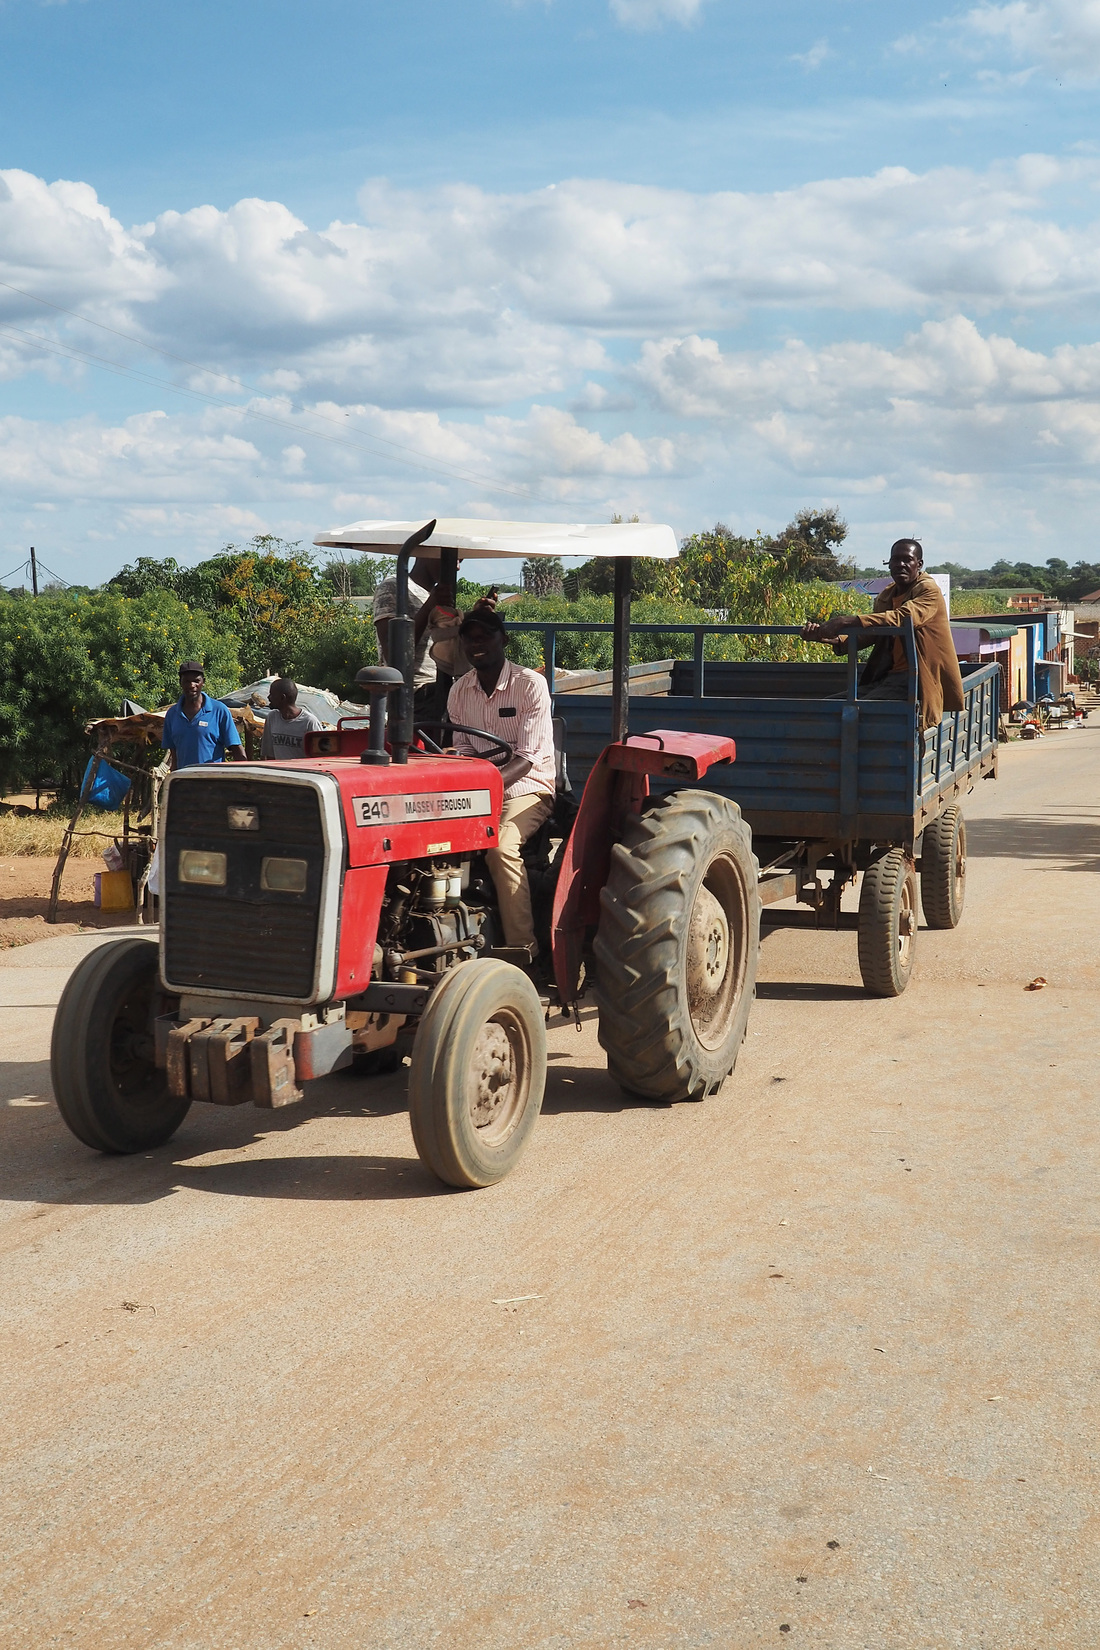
[109,535,376,685]
[0,589,239,795]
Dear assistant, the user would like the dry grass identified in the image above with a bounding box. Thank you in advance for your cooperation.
[0,808,132,858]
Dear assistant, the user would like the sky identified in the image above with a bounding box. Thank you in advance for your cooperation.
[1,0,1099,588]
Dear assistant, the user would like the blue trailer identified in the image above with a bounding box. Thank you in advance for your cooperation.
[525,619,999,1000]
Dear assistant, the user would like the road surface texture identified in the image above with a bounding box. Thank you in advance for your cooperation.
[1,726,1097,1649]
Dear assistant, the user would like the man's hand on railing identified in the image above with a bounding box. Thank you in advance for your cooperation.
[802,615,859,643]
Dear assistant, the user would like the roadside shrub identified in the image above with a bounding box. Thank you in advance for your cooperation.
[0,590,239,795]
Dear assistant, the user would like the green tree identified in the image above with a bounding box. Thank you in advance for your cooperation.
[766,506,853,581]
[0,589,239,795]
[290,605,378,702]
[522,556,565,598]
[109,536,369,683]
[322,554,395,599]
[675,524,767,608]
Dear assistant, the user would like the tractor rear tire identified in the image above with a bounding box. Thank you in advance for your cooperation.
[920,805,966,929]
[50,936,189,1153]
[407,960,547,1189]
[857,849,918,997]
[593,789,760,1102]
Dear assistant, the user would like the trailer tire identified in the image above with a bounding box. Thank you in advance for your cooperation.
[594,789,759,1102]
[50,936,189,1153]
[857,849,917,998]
[407,960,546,1189]
[920,805,966,929]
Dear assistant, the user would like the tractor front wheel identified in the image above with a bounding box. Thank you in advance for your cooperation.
[51,936,188,1153]
[593,789,760,1102]
[407,960,547,1189]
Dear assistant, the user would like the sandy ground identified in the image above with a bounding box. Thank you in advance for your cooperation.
[0,856,139,949]
[0,726,1097,1648]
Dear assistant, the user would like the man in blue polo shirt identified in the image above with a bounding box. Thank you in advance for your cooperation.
[162,661,245,770]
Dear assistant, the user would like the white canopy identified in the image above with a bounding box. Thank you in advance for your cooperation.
[312,517,679,561]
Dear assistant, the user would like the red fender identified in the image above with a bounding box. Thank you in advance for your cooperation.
[551,729,735,1007]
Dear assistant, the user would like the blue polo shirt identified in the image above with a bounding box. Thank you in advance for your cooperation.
[162,693,242,768]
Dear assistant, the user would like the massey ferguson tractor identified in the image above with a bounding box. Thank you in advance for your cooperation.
[51,519,760,1188]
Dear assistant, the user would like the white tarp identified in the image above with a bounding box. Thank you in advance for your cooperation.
[312,517,679,561]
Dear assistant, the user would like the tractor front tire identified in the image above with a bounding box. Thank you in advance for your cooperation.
[857,849,918,997]
[593,789,760,1103]
[50,936,189,1153]
[920,805,966,929]
[407,960,547,1189]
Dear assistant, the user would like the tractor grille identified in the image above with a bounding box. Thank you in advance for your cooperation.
[163,776,329,1000]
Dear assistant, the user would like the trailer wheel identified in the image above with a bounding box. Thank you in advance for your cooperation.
[593,789,760,1102]
[920,805,966,929]
[407,960,546,1189]
[50,937,189,1153]
[857,850,918,997]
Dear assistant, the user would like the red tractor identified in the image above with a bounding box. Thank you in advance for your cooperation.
[51,520,760,1188]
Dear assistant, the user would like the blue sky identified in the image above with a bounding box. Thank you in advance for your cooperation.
[1,0,1099,585]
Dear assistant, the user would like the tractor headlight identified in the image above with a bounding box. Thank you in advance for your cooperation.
[178,849,227,887]
[261,856,308,893]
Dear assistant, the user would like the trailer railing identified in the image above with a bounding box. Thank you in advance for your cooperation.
[505,619,918,704]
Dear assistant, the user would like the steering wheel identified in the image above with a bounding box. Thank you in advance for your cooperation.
[414,720,515,769]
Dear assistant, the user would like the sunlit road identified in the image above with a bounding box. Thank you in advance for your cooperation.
[1,726,1097,1648]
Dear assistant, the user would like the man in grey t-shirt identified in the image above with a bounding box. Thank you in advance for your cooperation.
[259,679,325,759]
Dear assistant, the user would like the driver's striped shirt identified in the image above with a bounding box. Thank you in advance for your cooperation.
[446,658,555,799]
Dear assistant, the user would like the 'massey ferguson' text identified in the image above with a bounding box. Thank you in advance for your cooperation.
[352,789,493,828]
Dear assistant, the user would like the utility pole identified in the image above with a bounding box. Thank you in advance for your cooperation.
[29,546,38,597]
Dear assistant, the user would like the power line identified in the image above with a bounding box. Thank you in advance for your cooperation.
[33,558,72,588]
[0,275,611,511]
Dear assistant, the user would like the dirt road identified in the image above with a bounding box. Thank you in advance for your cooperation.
[1,727,1097,1648]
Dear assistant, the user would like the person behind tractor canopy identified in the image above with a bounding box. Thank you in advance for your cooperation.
[259,678,324,760]
[802,539,965,732]
[372,552,461,714]
[446,609,556,960]
[162,661,245,771]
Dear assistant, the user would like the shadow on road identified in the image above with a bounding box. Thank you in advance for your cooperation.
[541,1057,633,1115]
[966,815,1099,869]
[0,1059,440,1208]
[755,981,868,1002]
[174,1153,446,1201]
[1,1046,635,1207]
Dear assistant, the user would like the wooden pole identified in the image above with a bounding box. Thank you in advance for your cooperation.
[47,747,101,923]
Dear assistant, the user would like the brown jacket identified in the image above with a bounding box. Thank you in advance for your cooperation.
[848,575,966,732]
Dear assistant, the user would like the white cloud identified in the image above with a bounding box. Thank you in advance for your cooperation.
[608,0,707,27]
[791,38,832,70]
[634,316,1100,483]
[4,163,1100,572]
[4,157,1100,420]
[909,0,1100,80]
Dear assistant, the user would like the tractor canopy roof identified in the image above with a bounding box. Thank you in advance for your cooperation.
[312,517,678,561]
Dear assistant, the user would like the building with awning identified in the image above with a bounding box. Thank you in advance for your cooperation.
[950,621,1025,706]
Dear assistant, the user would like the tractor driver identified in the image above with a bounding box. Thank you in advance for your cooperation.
[446,610,556,961]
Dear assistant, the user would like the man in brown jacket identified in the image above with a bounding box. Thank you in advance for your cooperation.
[802,539,966,732]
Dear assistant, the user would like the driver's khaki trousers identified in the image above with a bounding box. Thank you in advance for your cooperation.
[487,791,554,951]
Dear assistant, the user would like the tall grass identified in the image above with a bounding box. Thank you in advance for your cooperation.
[0,807,131,858]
